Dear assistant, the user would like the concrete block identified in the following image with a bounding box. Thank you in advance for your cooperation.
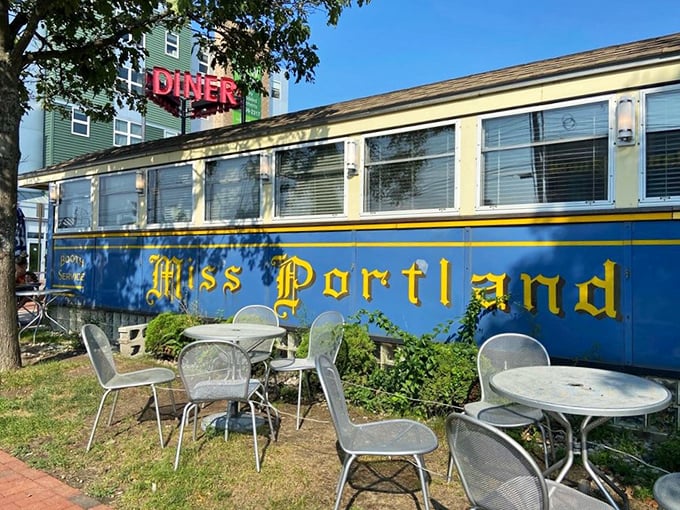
[118,323,148,358]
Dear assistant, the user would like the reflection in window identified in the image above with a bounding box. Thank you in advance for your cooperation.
[481,101,609,208]
[99,173,138,227]
[645,88,680,200]
[114,118,143,146]
[364,124,456,213]
[71,108,90,136]
[205,155,261,221]
[275,142,344,218]
[147,165,193,224]
[57,179,91,229]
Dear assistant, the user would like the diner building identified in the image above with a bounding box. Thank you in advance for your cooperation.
[18,32,680,376]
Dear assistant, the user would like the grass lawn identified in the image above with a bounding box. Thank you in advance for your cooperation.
[0,332,664,509]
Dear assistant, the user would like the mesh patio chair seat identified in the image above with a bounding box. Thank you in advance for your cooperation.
[449,332,553,481]
[174,340,274,472]
[315,354,438,510]
[269,310,344,429]
[447,412,613,509]
[80,324,176,451]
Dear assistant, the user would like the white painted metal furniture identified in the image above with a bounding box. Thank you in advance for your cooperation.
[654,472,680,510]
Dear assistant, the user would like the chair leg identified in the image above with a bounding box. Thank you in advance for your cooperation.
[536,421,551,469]
[413,454,432,510]
[107,390,119,426]
[446,452,454,483]
[174,402,195,470]
[150,384,165,448]
[334,453,356,510]
[296,369,303,430]
[247,401,261,472]
[87,389,113,452]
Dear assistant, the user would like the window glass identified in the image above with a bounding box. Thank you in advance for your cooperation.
[114,118,143,146]
[147,165,193,224]
[165,32,179,57]
[364,125,456,213]
[99,173,138,227]
[481,101,609,207]
[117,65,144,95]
[57,179,91,229]
[275,142,344,218]
[205,155,261,221]
[645,88,680,199]
[72,109,89,136]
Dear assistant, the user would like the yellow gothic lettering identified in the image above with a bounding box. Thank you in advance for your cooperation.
[273,254,315,319]
[146,254,184,305]
[401,262,424,306]
[323,268,350,299]
[199,265,217,292]
[361,268,390,302]
[520,273,563,315]
[471,272,509,311]
[575,259,619,319]
[222,266,243,294]
[440,258,451,307]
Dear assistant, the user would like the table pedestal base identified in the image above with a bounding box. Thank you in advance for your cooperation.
[201,411,266,434]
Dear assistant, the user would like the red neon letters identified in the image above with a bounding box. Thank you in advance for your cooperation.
[150,67,239,107]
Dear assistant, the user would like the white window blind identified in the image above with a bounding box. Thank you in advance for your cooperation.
[275,142,344,218]
[58,179,91,229]
[205,155,261,221]
[645,88,680,199]
[364,125,456,213]
[147,165,193,224]
[99,173,138,227]
[481,101,609,207]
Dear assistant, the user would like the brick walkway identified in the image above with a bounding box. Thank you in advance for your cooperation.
[0,450,112,510]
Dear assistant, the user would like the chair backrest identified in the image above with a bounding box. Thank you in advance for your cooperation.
[306,311,344,361]
[81,324,118,387]
[477,333,550,405]
[446,412,549,510]
[233,305,279,326]
[315,354,354,449]
[178,340,252,402]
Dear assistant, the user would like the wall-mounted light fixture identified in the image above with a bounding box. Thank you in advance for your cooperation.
[260,153,272,182]
[48,182,60,204]
[135,170,145,194]
[616,97,635,145]
[346,140,358,177]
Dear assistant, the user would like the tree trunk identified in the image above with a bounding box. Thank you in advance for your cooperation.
[0,58,25,370]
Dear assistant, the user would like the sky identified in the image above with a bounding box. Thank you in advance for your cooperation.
[288,0,680,112]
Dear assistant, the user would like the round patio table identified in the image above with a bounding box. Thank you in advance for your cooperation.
[491,365,672,510]
[654,472,680,510]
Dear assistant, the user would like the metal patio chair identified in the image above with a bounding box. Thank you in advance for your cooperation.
[233,304,280,380]
[446,412,613,509]
[269,310,344,429]
[315,354,438,510]
[80,324,176,451]
[174,340,274,472]
[448,332,553,481]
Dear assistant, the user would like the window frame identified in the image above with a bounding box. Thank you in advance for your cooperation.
[146,163,194,226]
[203,153,264,225]
[360,119,459,218]
[55,178,92,231]
[113,118,143,146]
[477,95,615,214]
[97,171,140,229]
[117,64,144,95]
[165,31,179,58]
[640,84,680,205]
[273,139,347,222]
[71,108,90,137]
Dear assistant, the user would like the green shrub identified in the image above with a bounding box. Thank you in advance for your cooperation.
[145,312,202,360]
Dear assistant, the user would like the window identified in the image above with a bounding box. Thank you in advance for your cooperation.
[275,142,345,218]
[57,179,91,229]
[99,173,138,227]
[480,100,610,209]
[114,118,143,146]
[205,155,261,221]
[197,49,210,74]
[71,108,90,137]
[147,164,193,224]
[272,79,281,99]
[364,123,456,214]
[165,31,179,57]
[643,87,680,201]
[117,65,144,95]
